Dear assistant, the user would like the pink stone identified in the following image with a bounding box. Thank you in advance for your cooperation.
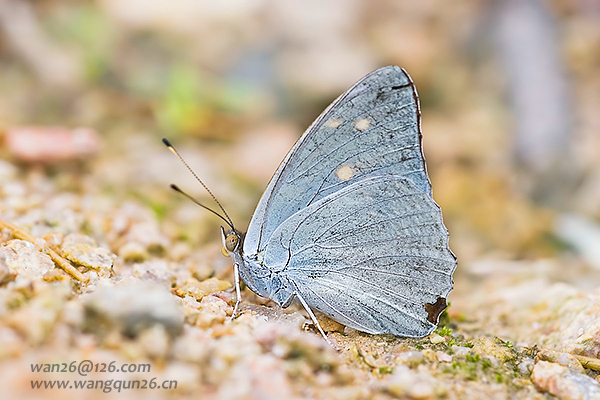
[6,127,100,163]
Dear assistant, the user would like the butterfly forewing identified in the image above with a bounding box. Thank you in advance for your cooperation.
[245,66,431,254]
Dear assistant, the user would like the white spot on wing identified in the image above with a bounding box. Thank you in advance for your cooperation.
[326,119,342,128]
[354,118,370,131]
[335,165,354,181]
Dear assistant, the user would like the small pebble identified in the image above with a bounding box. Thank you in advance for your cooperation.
[451,345,472,357]
[0,240,54,282]
[399,351,425,367]
[42,232,63,248]
[185,295,230,329]
[429,334,445,344]
[436,351,452,363]
[471,336,514,362]
[519,358,535,375]
[386,365,439,400]
[62,243,113,270]
[536,348,585,373]
[173,277,231,301]
[3,282,71,344]
[172,327,211,363]
[133,260,173,282]
[42,269,70,282]
[62,233,97,247]
[124,222,169,254]
[119,241,150,263]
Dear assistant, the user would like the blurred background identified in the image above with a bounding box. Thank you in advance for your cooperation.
[1,0,600,288]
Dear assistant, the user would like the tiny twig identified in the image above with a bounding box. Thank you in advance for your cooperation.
[536,346,600,372]
[573,354,600,372]
[0,219,89,284]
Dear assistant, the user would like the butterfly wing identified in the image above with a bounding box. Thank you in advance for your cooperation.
[260,175,455,337]
[244,66,431,255]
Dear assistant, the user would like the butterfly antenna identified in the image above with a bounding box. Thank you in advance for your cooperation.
[162,138,235,229]
[169,184,234,229]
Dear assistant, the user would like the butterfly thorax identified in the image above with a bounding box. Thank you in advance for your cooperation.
[222,227,295,307]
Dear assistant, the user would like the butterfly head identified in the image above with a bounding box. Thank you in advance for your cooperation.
[220,226,244,257]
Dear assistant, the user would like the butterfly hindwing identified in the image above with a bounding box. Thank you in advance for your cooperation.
[244,66,431,254]
[261,175,455,337]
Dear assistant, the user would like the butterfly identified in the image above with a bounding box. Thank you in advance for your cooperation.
[165,66,456,342]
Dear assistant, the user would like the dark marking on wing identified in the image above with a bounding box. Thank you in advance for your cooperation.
[391,83,412,90]
[424,297,447,324]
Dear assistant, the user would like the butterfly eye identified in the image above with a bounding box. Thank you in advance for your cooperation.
[225,233,239,252]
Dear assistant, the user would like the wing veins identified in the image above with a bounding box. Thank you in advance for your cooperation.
[296,267,440,300]
[311,232,446,250]
[314,207,436,244]
[297,264,446,286]
[288,190,419,251]
[311,163,426,199]
[348,254,454,274]
[326,217,442,243]
[289,248,454,275]
[312,275,426,325]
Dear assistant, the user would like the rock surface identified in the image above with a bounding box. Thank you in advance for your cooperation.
[532,361,600,400]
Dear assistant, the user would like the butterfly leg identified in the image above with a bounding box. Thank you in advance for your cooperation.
[295,291,334,348]
[230,262,242,320]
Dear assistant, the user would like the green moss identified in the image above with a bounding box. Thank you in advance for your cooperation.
[481,358,492,369]
[378,366,394,375]
[446,360,479,381]
[149,202,169,222]
[445,354,499,382]
[6,291,28,309]
[441,336,536,393]
[437,326,453,337]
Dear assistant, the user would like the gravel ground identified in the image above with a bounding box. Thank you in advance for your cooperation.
[2,151,600,400]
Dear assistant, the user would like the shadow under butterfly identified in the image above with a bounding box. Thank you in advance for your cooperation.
[164,66,457,344]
